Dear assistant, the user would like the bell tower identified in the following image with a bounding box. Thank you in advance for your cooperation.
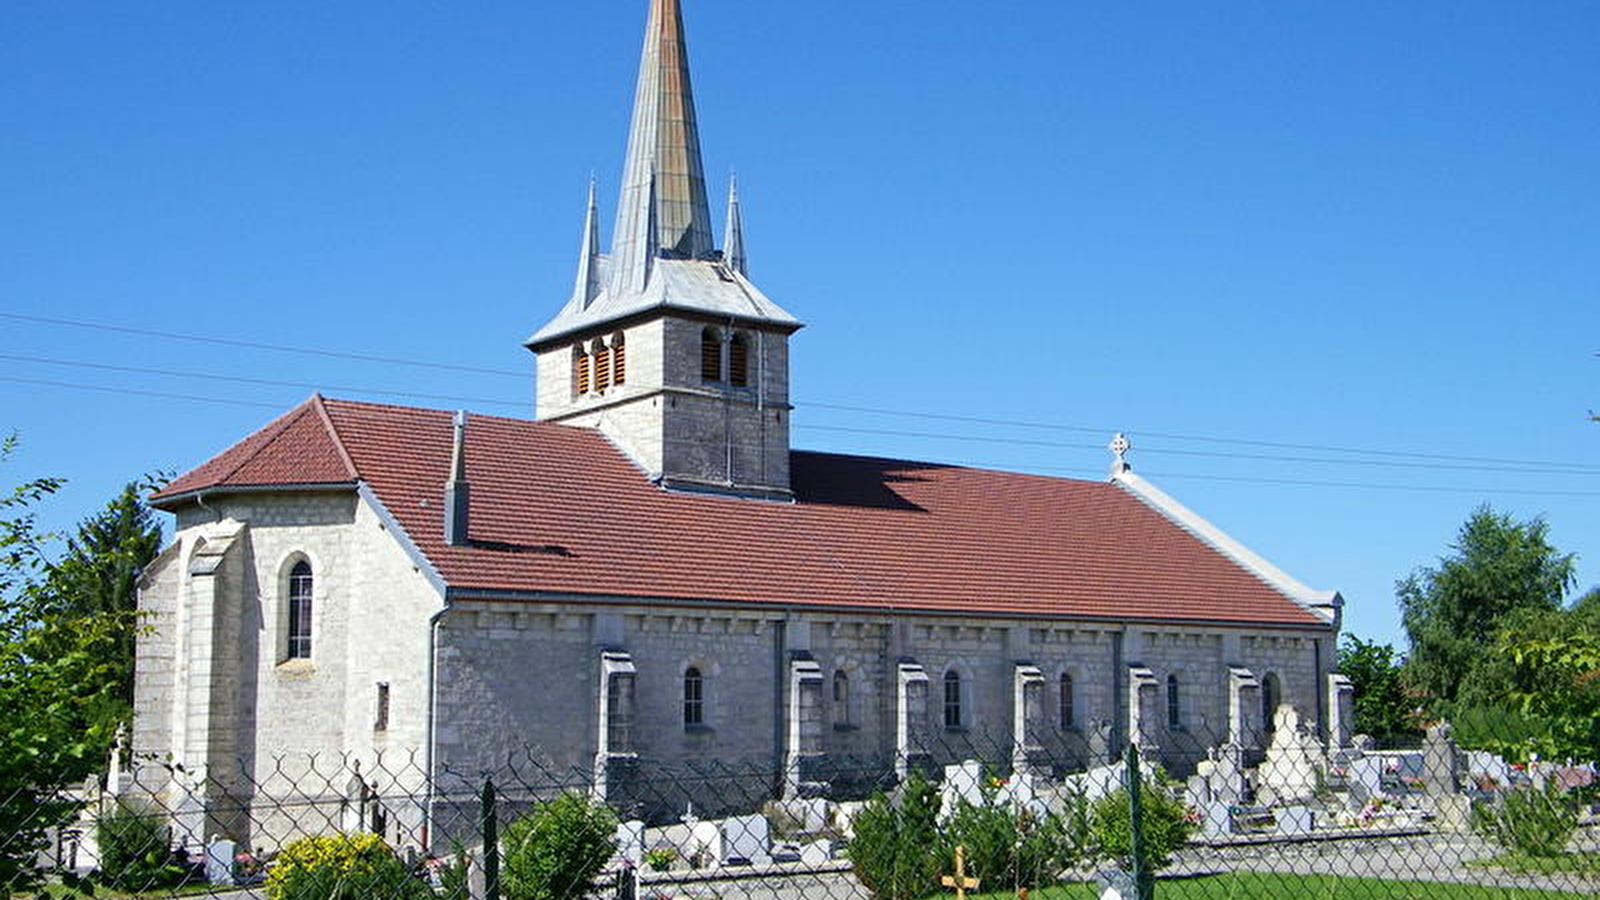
[526,0,801,501]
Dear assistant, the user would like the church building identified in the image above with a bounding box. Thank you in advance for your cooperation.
[132,0,1348,844]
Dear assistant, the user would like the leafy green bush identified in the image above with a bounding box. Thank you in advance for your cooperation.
[846,770,942,900]
[95,800,186,892]
[502,792,617,900]
[1472,784,1579,858]
[1090,776,1196,871]
[265,833,429,900]
[938,784,1073,893]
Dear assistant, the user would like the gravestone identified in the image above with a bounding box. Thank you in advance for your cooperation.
[1258,706,1320,806]
[941,761,987,818]
[1276,806,1314,835]
[1095,867,1136,900]
[1347,756,1383,809]
[719,814,770,865]
[204,839,236,886]
[172,783,206,851]
[1087,721,1113,767]
[1432,794,1473,834]
[1204,743,1247,805]
[800,840,835,864]
[1422,722,1460,796]
[1200,801,1235,838]
[1465,751,1511,790]
[615,820,645,866]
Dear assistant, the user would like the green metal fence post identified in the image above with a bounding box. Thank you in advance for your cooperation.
[481,776,500,900]
[1126,743,1153,900]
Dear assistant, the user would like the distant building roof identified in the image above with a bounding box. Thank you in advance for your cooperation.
[153,396,1333,630]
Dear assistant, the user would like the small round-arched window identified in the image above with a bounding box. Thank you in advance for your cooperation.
[833,670,850,727]
[286,560,313,660]
[1059,672,1076,730]
[1166,674,1182,730]
[683,667,705,727]
[943,670,963,729]
[1262,672,1282,735]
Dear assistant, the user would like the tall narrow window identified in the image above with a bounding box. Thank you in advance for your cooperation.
[374,682,390,731]
[1262,673,1282,736]
[1166,675,1182,730]
[700,328,721,382]
[683,667,704,727]
[575,346,592,395]
[286,560,313,660]
[729,332,750,387]
[833,670,851,728]
[1059,673,1076,730]
[943,670,963,729]
[607,673,634,750]
[611,331,627,386]
[593,339,611,392]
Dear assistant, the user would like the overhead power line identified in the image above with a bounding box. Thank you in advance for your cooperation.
[8,375,1600,499]
[794,424,1600,477]
[0,353,527,409]
[0,311,528,379]
[7,309,1598,474]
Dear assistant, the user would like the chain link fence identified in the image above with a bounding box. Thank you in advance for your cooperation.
[4,719,1596,899]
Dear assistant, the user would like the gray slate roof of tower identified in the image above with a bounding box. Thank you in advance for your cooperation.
[527,0,800,349]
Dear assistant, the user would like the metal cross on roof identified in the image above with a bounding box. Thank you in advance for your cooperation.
[1110,432,1132,466]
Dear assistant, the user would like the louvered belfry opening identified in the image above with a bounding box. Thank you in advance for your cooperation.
[611,331,627,385]
[700,328,720,381]
[729,332,749,387]
[575,346,592,396]
[593,338,612,392]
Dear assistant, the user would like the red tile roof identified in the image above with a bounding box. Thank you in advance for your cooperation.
[153,397,1328,629]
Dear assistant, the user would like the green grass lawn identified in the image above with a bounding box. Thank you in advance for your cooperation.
[961,871,1593,899]
[1468,851,1600,876]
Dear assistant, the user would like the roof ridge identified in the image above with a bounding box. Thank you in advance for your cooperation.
[309,393,361,482]
[209,395,323,488]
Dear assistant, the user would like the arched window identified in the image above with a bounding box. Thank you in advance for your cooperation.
[575,345,592,395]
[683,667,704,727]
[593,338,611,392]
[1262,673,1282,736]
[700,328,721,382]
[729,332,750,387]
[943,670,963,729]
[286,560,313,660]
[833,670,851,728]
[611,331,627,386]
[1166,674,1182,730]
[1059,673,1076,730]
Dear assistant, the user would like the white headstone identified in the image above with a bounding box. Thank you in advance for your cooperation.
[1258,706,1321,805]
[1277,806,1315,835]
[800,840,835,864]
[616,820,645,866]
[204,839,236,886]
[1200,801,1234,838]
[941,760,988,817]
[719,815,770,865]
[690,820,722,866]
[1348,756,1383,808]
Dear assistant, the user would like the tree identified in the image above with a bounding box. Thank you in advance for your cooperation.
[0,437,126,895]
[45,479,163,727]
[1336,635,1414,741]
[1398,506,1576,709]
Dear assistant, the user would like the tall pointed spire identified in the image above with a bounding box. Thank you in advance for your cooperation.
[609,0,715,296]
[724,175,747,277]
[571,177,604,308]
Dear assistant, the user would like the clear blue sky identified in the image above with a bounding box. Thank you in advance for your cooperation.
[3,1,1596,649]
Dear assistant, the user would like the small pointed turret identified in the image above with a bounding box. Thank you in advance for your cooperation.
[724,175,747,277]
[609,0,716,296]
[571,178,604,309]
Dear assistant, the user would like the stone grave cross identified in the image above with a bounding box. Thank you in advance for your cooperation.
[941,845,981,899]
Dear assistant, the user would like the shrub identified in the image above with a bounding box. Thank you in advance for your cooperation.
[1473,783,1579,858]
[502,792,618,900]
[938,786,1072,893]
[95,800,186,892]
[1089,776,1196,871]
[846,770,942,900]
[265,833,429,900]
